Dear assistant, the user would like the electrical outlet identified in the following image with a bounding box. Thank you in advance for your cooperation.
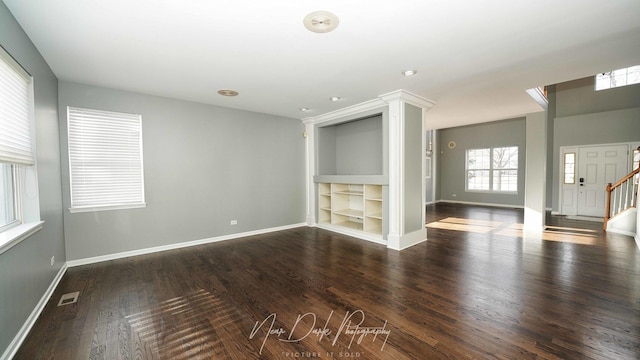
[50,256,55,266]
[230,220,238,225]
[452,194,457,197]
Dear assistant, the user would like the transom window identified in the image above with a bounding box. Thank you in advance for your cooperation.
[466,146,518,193]
[595,65,640,91]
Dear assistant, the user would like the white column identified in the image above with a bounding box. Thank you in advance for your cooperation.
[304,122,316,226]
[385,99,404,249]
[524,111,547,233]
[380,90,435,250]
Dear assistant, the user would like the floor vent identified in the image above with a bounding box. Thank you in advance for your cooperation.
[57,292,79,306]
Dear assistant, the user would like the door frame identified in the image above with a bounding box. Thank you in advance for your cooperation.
[558,142,635,216]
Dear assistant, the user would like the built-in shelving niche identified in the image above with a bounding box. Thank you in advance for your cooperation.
[316,114,383,176]
[318,183,383,237]
[314,111,388,242]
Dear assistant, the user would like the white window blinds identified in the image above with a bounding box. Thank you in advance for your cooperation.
[0,48,34,165]
[67,107,146,212]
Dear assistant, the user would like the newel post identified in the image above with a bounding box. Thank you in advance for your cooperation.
[604,183,612,231]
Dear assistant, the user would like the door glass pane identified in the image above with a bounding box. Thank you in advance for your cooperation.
[564,152,576,184]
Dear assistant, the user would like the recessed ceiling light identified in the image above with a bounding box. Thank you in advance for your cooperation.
[303,11,340,33]
[329,96,341,102]
[300,107,311,112]
[402,70,418,77]
[217,89,239,96]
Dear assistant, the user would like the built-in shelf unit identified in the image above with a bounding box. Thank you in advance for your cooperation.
[306,89,434,250]
[318,183,384,237]
[313,110,388,242]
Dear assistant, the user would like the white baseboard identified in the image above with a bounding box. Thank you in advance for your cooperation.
[606,228,637,237]
[315,223,387,246]
[387,228,427,251]
[436,200,524,209]
[67,223,307,267]
[1,263,67,360]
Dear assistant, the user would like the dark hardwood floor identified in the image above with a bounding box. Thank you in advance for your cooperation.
[14,203,640,359]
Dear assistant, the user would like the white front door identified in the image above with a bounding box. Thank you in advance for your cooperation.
[577,145,628,217]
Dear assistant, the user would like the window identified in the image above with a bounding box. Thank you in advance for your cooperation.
[563,152,576,184]
[0,164,17,230]
[0,45,36,236]
[595,65,640,91]
[67,107,145,212]
[466,146,518,192]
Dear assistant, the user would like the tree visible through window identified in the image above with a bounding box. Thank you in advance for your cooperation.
[467,146,518,192]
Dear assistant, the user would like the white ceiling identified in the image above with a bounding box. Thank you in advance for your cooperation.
[4,0,640,129]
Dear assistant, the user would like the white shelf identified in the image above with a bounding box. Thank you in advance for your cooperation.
[333,220,364,231]
[317,182,383,237]
[333,190,363,196]
[333,208,364,218]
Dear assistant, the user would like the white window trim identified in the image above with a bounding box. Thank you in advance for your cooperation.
[69,203,146,214]
[0,221,44,255]
[465,146,519,194]
[0,45,43,254]
[67,107,146,213]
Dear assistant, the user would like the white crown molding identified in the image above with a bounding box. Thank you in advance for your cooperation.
[301,89,436,125]
[379,89,436,109]
[301,98,387,125]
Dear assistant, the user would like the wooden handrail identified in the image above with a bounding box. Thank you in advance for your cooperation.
[608,166,640,191]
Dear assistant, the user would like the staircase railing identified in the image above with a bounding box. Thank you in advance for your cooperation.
[604,165,639,230]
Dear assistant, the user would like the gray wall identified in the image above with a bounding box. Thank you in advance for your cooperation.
[437,117,526,207]
[550,77,640,211]
[555,76,640,118]
[403,104,424,232]
[317,115,383,175]
[0,2,65,356]
[59,82,306,260]
[317,126,337,175]
[551,107,640,211]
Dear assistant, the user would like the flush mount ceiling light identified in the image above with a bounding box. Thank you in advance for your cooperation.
[303,11,339,33]
[329,96,341,102]
[402,69,418,77]
[217,89,239,97]
[300,107,311,112]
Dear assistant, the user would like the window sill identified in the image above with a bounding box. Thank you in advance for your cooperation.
[0,221,45,255]
[465,190,518,195]
[69,203,146,213]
